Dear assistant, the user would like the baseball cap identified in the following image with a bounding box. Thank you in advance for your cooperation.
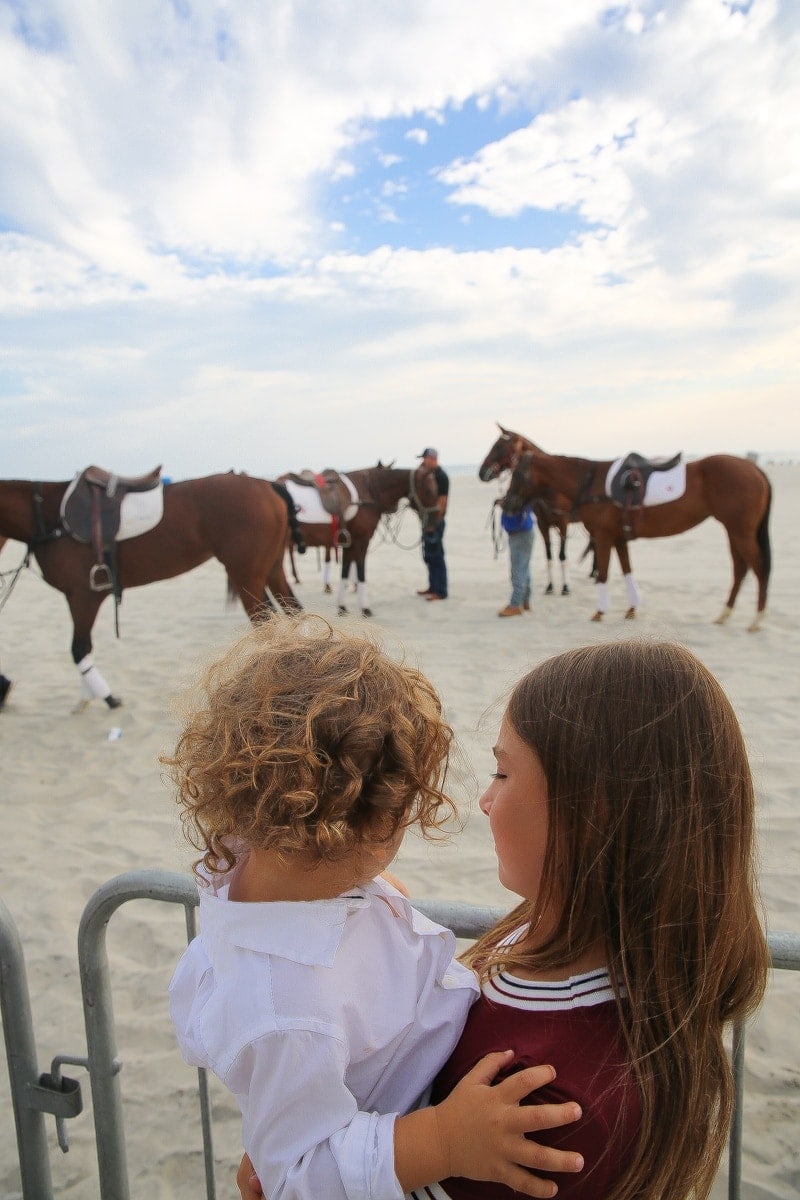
[417,447,438,458]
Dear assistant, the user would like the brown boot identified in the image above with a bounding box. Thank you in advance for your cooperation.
[498,605,524,617]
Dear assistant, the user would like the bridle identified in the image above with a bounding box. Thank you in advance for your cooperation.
[407,467,440,531]
[484,433,523,480]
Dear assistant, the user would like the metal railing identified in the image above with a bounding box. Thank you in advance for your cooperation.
[2,869,798,1200]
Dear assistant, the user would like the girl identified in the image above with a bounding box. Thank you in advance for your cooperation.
[166,616,583,1200]
[411,639,769,1200]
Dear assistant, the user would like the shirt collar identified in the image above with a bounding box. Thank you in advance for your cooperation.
[197,868,371,968]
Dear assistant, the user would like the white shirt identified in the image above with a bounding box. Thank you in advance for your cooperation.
[169,869,478,1200]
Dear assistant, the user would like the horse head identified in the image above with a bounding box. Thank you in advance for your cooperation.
[478,424,525,482]
[410,464,441,531]
[501,451,541,514]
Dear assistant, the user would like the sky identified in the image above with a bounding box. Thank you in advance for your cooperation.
[1,0,799,480]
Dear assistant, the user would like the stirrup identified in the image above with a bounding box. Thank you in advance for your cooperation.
[90,562,114,592]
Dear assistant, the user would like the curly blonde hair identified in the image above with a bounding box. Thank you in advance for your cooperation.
[164,615,455,876]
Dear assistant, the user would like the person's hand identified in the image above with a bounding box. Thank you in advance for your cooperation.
[434,1050,584,1198]
[236,1153,263,1200]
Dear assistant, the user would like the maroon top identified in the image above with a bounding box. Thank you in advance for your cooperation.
[410,967,641,1200]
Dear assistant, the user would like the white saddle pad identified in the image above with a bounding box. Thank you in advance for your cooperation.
[60,476,164,540]
[605,458,686,506]
[118,486,164,539]
[284,474,359,525]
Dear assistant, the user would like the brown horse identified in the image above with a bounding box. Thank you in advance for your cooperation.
[279,464,441,617]
[478,425,578,595]
[0,473,299,708]
[502,448,772,630]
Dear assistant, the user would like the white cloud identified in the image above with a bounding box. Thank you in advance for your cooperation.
[0,0,798,478]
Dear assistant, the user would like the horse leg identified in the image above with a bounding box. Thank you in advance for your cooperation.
[349,560,358,594]
[541,526,554,594]
[354,556,371,617]
[714,538,750,628]
[558,527,570,595]
[69,595,122,712]
[614,540,640,620]
[265,563,302,614]
[590,538,613,621]
[719,519,770,632]
[336,550,351,615]
[323,549,333,594]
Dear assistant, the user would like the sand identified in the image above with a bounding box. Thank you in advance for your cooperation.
[0,466,798,1199]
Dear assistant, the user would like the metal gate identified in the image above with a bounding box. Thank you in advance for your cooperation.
[2,869,798,1200]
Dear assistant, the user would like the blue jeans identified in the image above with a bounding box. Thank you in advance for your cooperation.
[422,520,447,598]
[508,527,533,607]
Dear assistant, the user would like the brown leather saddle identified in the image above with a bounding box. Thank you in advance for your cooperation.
[61,464,162,591]
[608,452,682,507]
[285,469,351,519]
[607,452,682,537]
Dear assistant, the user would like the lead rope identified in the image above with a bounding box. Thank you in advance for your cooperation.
[488,499,505,559]
[0,549,32,615]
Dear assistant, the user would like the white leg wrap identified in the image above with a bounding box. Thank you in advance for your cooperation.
[546,559,554,586]
[595,581,610,613]
[336,579,347,607]
[624,573,641,608]
[322,561,331,587]
[77,654,111,700]
[357,581,368,609]
[561,560,571,587]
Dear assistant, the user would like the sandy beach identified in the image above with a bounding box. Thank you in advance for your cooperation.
[1,465,798,1200]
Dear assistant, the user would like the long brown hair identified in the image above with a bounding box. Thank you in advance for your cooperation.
[464,640,769,1200]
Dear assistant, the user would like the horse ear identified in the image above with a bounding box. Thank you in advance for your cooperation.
[376,459,384,468]
[497,422,510,435]
[389,458,396,468]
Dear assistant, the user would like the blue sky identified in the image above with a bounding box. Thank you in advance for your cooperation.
[1,0,798,479]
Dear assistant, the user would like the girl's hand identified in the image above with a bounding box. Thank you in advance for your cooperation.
[236,1153,263,1200]
[434,1051,584,1198]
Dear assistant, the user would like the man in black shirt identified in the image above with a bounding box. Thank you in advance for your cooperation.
[416,448,449,601]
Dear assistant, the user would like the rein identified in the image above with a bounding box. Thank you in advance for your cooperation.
[367,470,427,551]
[1,484,62,616]
[0,548,32,616]
[407,467,440,530]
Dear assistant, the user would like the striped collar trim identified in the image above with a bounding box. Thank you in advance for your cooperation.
[485,967,618,1010]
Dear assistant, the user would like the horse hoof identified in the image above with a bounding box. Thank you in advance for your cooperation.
[590,611,603,622]
[362,608,373,618]
[713,606,733,626]
[71,699,91,716]
[105,694,123,709]
[624,608,636,620]
[544,584,554,595]
[338,605,348,616]
[747,618,763,633]
[323,585,333,594]
[561,585,570,596]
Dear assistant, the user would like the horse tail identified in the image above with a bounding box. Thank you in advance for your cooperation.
[756,472,772,584]
[270,480,306,555]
